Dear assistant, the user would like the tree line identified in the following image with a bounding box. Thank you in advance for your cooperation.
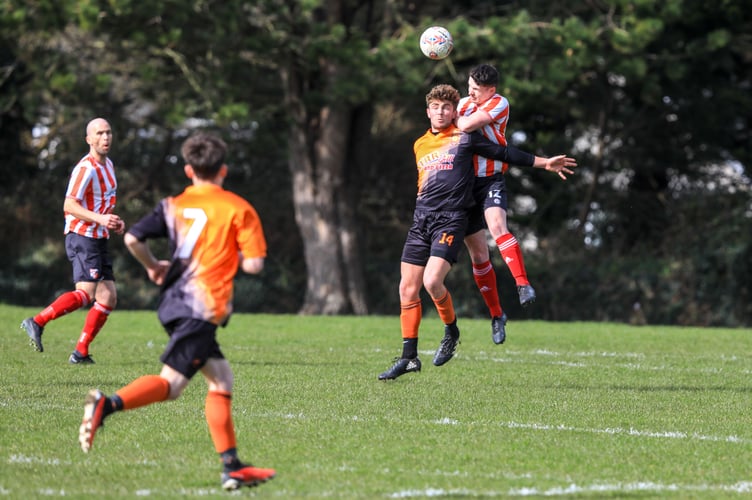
[1,0,750,326]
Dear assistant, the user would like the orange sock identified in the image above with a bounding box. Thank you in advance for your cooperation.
[432,291,456,325]
[34,289,90,326]
[115,375,170,411]
[496,233,529,286]
[206,391,237,453]
[399,299,422,339]
[472,260,503,318]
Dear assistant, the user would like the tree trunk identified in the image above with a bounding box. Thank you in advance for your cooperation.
[281,60,369,315]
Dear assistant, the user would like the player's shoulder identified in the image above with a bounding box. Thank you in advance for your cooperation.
[219,187,252,205]
[217,189,258,218]
[478,94,509,124]
[483,93,508,109]
[414,128,435,149]
[458,97,476,115]
[72,154,94,170]
[67,157,96,183]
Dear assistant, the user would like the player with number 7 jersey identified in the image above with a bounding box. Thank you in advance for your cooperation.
[133,183,266,326]
[77,133,275,491]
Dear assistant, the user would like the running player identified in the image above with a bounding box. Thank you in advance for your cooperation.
[378,84,575,380]
[77,133,276,490]
[20,117,125,364]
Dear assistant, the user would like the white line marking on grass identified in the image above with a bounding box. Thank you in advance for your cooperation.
[574,351,646,358]
[433,417,458,425]
[470,349,749,376]
[508,480,752,496]
[551,360,586,367]
[389,488,476,497]
[533,349,558,356]
[389,481,752,497]
[503,421,752,444]
[37,489,68,496]
[250,412,751,445]
[7,454,66,465]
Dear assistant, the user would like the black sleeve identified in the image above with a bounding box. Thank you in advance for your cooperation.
[466,131,536,167]
[126,200,168,242]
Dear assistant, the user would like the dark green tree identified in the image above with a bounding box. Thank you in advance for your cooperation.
[1,0,749,324]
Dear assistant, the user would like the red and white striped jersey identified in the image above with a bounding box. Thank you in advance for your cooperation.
[458,93,510,176]
[64,154,117,239]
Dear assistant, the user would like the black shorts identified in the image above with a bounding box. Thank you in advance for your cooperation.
[401,209,468,266]
[160,318,225,379]
[467,175,509,235]
[65,232,115,283]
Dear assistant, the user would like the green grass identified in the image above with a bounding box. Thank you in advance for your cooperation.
[1,304,751,498]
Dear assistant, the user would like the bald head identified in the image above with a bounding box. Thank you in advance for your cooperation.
[86,118,110,136]
[86,118,112,162]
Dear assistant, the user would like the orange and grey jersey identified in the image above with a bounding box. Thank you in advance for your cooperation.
[458,93,510,176]
[412,124,535,212]
[128,184,267,326]
[64,154,117,239]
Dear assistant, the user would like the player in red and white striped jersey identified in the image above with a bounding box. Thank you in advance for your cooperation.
[20,118,125,364]
[457,64,573,344]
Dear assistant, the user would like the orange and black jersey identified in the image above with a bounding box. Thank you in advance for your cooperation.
[128,184,266,327]
[413,124,535,212]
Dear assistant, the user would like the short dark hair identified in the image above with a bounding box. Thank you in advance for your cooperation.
[181,133,227,179]
[469,63,499,87]
[426,84,461,108]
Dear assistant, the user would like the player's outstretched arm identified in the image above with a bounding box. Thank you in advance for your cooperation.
[532,155,578,180]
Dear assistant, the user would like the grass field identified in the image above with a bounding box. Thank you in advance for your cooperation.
[1,304,751,498]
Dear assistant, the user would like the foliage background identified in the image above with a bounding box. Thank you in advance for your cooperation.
[1,0,750,325]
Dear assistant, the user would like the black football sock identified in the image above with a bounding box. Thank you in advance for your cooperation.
[220,448,241,470]
[108,394,124,416]
[446,320,459,339]
[401,338,418,359]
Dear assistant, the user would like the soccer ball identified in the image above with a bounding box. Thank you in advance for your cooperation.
[419,26,453,60]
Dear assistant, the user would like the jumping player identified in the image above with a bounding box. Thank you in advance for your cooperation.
[378,84,575,380]
[77,133,276,490]
[457,64,572,344]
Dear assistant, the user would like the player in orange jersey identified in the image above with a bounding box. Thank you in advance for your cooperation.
[78,133,275,490]
[457,64,573,344]
[20,117,126,364]
[379,85,575,380]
